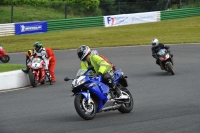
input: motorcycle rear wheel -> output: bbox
[74,94,97,120]
[0,55,10,63]
[166,63,175,75]
[118,87,134,113]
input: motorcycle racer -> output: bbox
[76,45,126,99]
[151,38,174,69]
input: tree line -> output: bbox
[0,0,199,16]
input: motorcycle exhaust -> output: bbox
[101,104,121,112]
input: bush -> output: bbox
[1,0,101,17]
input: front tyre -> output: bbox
[118,87,134,113]
[74,94,97,120]
[0,55,10,63]
[28,72,38,87]
[166,62,175,75]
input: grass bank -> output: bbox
[0,64,25,72]
[0,16,200,53]
[0,5,66,24]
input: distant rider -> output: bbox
[75,45,126,99]
[151,38,174,69]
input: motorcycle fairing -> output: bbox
[72,69,126,113]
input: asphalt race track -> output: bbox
[0,44,200,133]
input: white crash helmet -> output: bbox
[91,50,99,55]
[77,45,91,61]
[152,38,159,47]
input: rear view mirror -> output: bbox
[64,77,70,81]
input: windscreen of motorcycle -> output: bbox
[72,76,86,87]
[31,58,43,69]
[157,49,166,56]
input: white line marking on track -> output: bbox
[0,86,31,93]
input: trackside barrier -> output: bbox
[0,23,15,36]
[47,16,104,31]
[0,70,30,91]
[161,7,200,20]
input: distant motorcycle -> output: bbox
[64,67,133,120]
[0,47,10,63]
[157,49,175,75]
[28,58,51,87]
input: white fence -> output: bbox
[0,23,15,36]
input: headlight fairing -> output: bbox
[72,76,86,87]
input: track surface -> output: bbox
[0,44,200,133]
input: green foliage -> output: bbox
[99,0,117,15]
[1,0,101,16]
[0,5,65,23]
[66,0,101,16]
[1,0,50,6]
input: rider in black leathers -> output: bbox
[151,38,174,69]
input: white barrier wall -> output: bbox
[104,11,161,27]
[0,70,30,91]
[0,23,15,36]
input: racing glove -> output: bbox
[94,72,102,77]
[152,53,158,59]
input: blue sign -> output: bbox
[15,21,47,35]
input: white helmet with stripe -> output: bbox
[77,45,91,61]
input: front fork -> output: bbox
[75,90,91,101]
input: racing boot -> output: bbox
[159,61,164,70]
[171,56,174,65]
[114,86,129,100]
[45,70,53,85]
[22,67,30,74]
[160,64,164,70]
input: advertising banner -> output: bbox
[15,21,47,35]
[104,11,158,27]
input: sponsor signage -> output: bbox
[104,11,158,27]
[15,21,47,35]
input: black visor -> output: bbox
[78,51,83,60]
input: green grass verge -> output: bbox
[0,64,25,72]
[0,16,200,53]
[0,5,66,23]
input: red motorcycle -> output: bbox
[28,57,51,87]
[157,49,175,75]
[0,46,10,63]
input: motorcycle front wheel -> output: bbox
[0,55,10,63]
[74,94,97,120]
[118,87,134,113]
[166,62,175,75]
[28,72,38,87]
